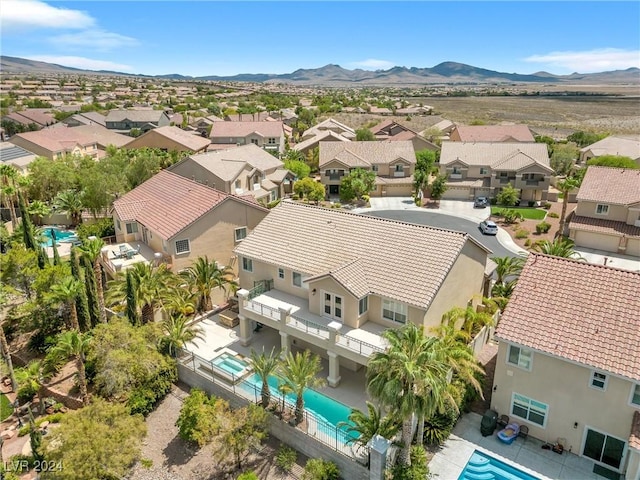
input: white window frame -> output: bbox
[595,204,609,215]
[175,238,190,255]
[511,392,548,428]
[267,137,276,145]
[116,219,121,231]
[278,268,285,280]
[581,426,628,472]
[629,383,640,408]
[382,299,407,324]
[125,222,138,234]
[358,296,368,316]
[394,164,404,172]
[292,271,302,288]
[242,257,253,272]
[590,371,608,391]
[506,344,533,371]
[480,167,488,175]
[234,226,247,243]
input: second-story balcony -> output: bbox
[239,288,388,365]
[99,241,172,278]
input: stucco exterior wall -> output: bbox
[125,133,208,153]
[576,201,629,222]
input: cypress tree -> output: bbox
[125,269,139,326]
[52,239,61,266]
[82,255,100,326]
[37,246,48,270]
[18,190,35,250]
[70,248,91,331]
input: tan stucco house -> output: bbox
[439,142,553,202]
[579,136,640,166]
[568,166,640,257]
[319,140,417,197]
[168,144,294,204]
[449,125,535,143]
[124,126,210,153]
[369,119,439,152]
[9,128,100,160]
[234,201,493,386]
[105,109,171,134]
[109,170,269,276]
[493,254,640,480]
[209,121,285,154]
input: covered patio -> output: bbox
[99,241,170,278]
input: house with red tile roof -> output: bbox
[108,170,269,276]
[2,109,56,130]
[449,124,535,143]
[209,121,285,154]
[568,167,640,257]
[493,254,640,479]
[8,128,100,160]
[123,126,210,153]
[368,119,439,152]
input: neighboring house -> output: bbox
[293,129,350,155]
[61,111,107,128]
[8,128,100,160]
[267,108,298,126]
[190,115,224,136]
[568,166,640,257]
[123,126,210,153]
[2,109,56,129]
[395,106,432,116]
[319,140,416,197]
[105,109,171,134]
[369,119,439,152]
[493,254,640,480]
[579,136,640,166]
[224,112,272,122]
[449,125,535,143]
[300,118,356,142]
[209,121,285,154]
[0,142,37,172]
[70,125,130,151]
[235,201,493,386]
[439,142,553,202]
[168,144,294,203]
[109,169,269,276]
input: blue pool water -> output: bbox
[459,451,541,480]
[41,227,78,247]
[212,353,248,375]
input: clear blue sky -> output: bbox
[2,1,639,77]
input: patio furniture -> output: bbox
[497,423,520,445]
[519,425,529,439]
[497,414,510,428]
[480,409,498,437]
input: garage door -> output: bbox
[574,231,620,253]
[626,239,640,257]
[442,187,470,200]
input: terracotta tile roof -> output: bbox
[580,136,640,160]
[126,126,210,152]
[440,142,552,172]
[577,167,640,205]
[105,109,167,123]
[631,411,640,451]
[375,175,414,185]
[452,125,535,142]
[235,201,489,309]
[181,144,284,180]
[495,254,640,381]
[10,128,96,153]
[320,140,416,168]
[293,130,351,152]
[6,109,56,127]
[210,121,284,138]
[303,118,356,139]
[71,125,130,148]
[113,170,267,239]
[569,215,640,239]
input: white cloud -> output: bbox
[351,59,395,70]
[24,55,133,72]
[1,0,94,31]
[50,30,140,51]
[524,48,640,73]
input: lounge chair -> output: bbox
[497,423,520,444]
[498,414,509,428]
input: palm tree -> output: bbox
[491,256,525,284]
[249,347,280,408]
[46,276,83,331]
[0,164,18,230]
[77,237,107,323]
[26,200,51,226]
[491,279,518,299]
[180,256,236,313]
[557,176,582,237]
[53,189,83,227]
[439,305,495,338]
[164,286,197,318]
[160,314,204,357]
[15,361,47,413]
[0,287,18,392]
[367,323,450,466]
[337,401,400,449]
[534,238,585,259]
[46,331,92,405]
[279,350,326,425]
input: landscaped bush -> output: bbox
[75,218,115,240]
[237,473,259,480]
[275,445,297,472]
[423,404,458,446]
[548,212,559,218]
[536,221,552,234]
[126,359,177,416]
[502,209,524,224]
[515,229,529,239]
[302,458,340,480]
[525,239,532,247]
[527,200,536,207]
[176,389,228,447]
[391,445,430,480]
[542,202,552,209]
[267,199,281,209]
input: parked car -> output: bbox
[474,196,489,208]
[479,220,499,235]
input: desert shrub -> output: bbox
[275,445,297,472]
[291,194,299,200]
[16,384,37,404]
[267,199,281,209]
[515,229,529,239]
[536,221,552,234]
[524,239,531,247]
[126,359,177,416]
[548,212,559,218]
[362,194,370,204]
[423,404,458,446]
[76,218,115,240]
[176,389,228,447]
[391,445,430,480]
[237,473,259,480]
[542,202,552,209]
[527,200,536,207]
[140,458,153,468]
[503,209,523,224]
[302,458,340,480]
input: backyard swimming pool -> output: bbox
[41,227,78,247]
[211,353,252,379]
[459,450,541,480]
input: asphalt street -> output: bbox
[365,210,515,258]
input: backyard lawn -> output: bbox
[491,206,547,220]
[0,392,14,421]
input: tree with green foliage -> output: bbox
[0,286,18,392]
[28,407,44,463]
[355,128,376,141]
[69,248,91,331]
[339,168,376,203]
[249,347,280,408]
[413,150,436,198]
[125,269,139,325]
[217,403,269,471]
[0,164,19,229]
[391,445,430,480]
[0,243,39,299]
[26,156,77,202]
[176,388,228,447]
[42,398,146,480]
[491,256,525,285]
[160,314,204,357]
[549,143,579,175]
[556,175,583,237]
[46,276,83,331]
[533,238,584,259]
[306,146,320,173]
[429,174,448,204]
[279,350,326,425]
[46,330,92,405]
[53,189,84,227]
[293,177,325,204]
[77,237,107,324]
[26,199,51,226]
[567,131,607,148]
[586,155,639,169]
[81,254,100,326]
[302,458,340,480]
[17,190,36,250]
[15,361,47,413]
[496,183,520,206]
[180,256,236,313]
[284,159,311,179]
[337,401,399,449]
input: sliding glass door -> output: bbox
[583,427,626,470]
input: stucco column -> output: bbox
[238,315,252,346]
[368,434,390,480]
[279,331,291,358]
[327,351,341,387]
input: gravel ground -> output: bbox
[128,383,308,480]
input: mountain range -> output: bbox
[2,55,638,86]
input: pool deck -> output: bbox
[429,412,611,480]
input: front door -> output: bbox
[323,292,343,322]
[582,427,626,471]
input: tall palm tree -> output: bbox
[279,350,326,425]
[164,286,197,318]
[491,256,525,284]
[0,287,18,392]
[249,347,280,408]
[491,280,518,300]
[180,256,236,313]
[0,164,18,230]
[557,175,582,237]
[367,323,450,466]
[46,276,83,331]
[534,238,585,259]
[160,314,204,357]
[46,331,92,406]
[53,189,83,227]
[439,305,495,338]
[15,361,47,413]
[77,237,107,323]
[26,200,51,226]
[337,401,400,449]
